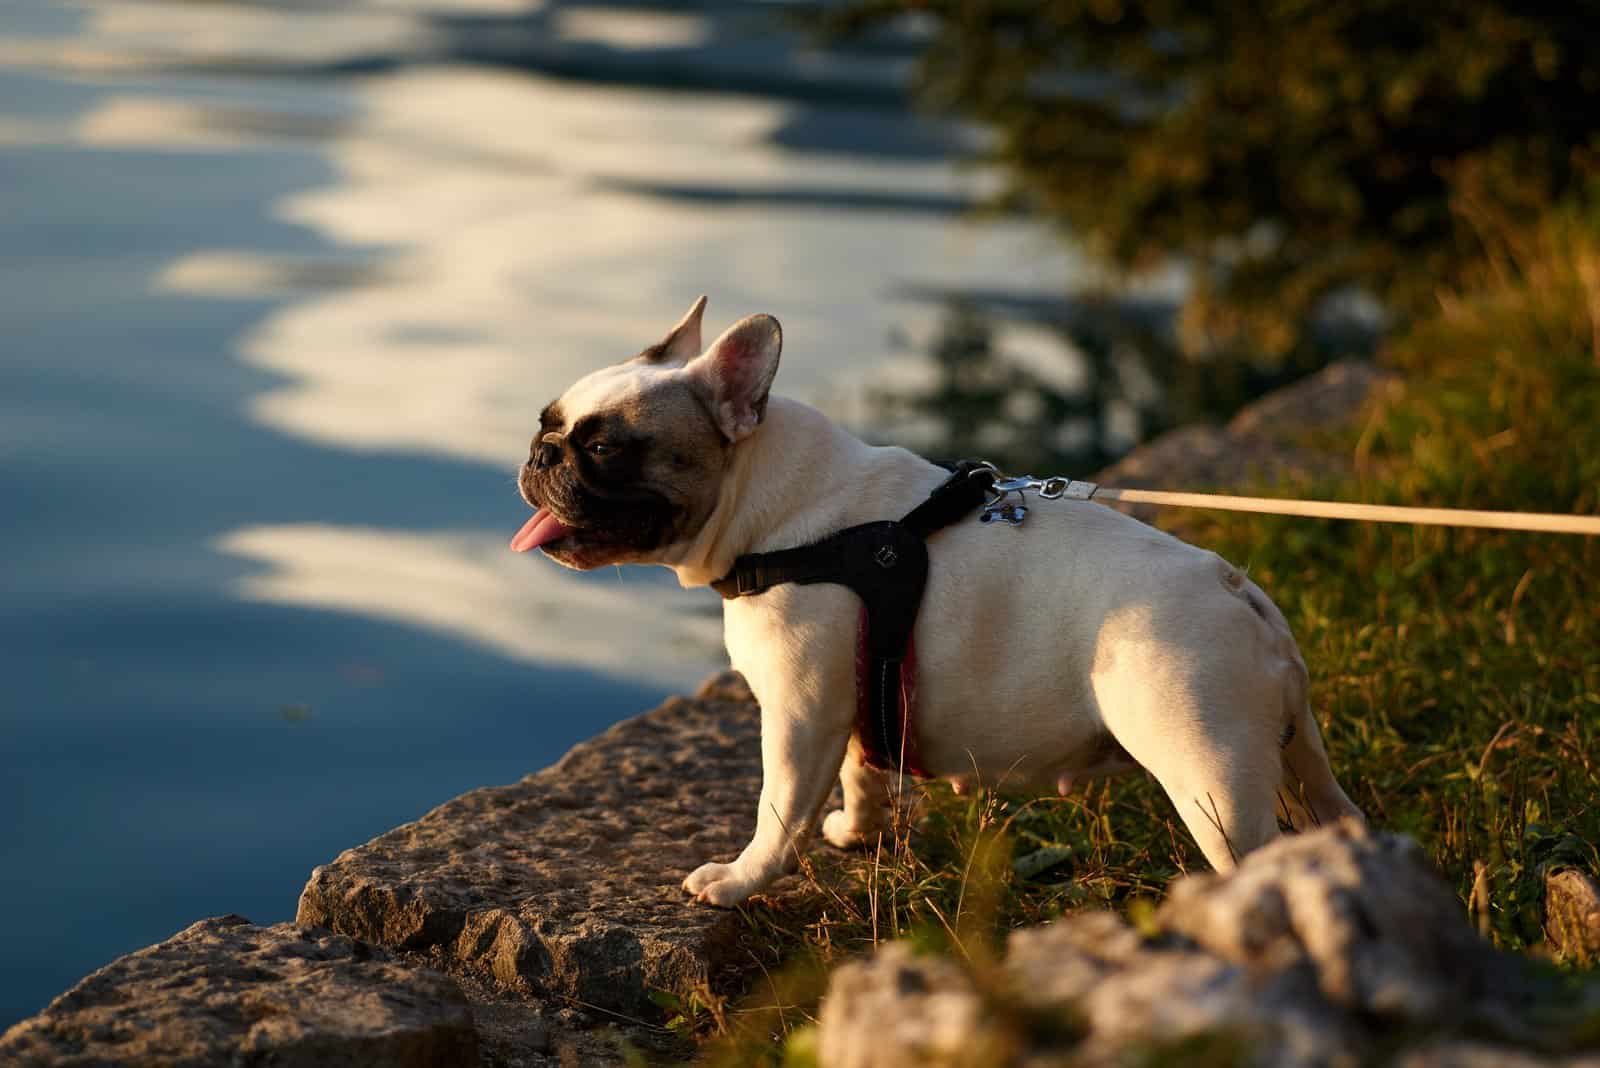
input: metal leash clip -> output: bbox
[980,475,1033,526]
[977,470,1100,527]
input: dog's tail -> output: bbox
[1246,583,1364,831]
[1278,677,1365,829]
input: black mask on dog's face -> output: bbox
[512,297,781,570]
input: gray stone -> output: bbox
[1546,868,1600,964]
[1004,910,1354,1067]
[817,824,1587,1068]
[821,910,1356,1068]
[296,672,765,1021]
[0,915,476,1068]
[1158,822,1527,1028]
[1222,357,1396,443]
[815,943,1006,1068]
[1095,358,1395,522]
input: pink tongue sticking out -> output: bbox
[510,509,574,552]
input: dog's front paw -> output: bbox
[682,861,760,908]
[822,809,881,850]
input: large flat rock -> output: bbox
[0,916,477,1068]
[818,824,1589,1068]
[296,672,764,1021]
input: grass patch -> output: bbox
[697,202,1600,1063]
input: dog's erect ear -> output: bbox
[637,295,708,366]
[687,313,782,442]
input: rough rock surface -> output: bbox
[818,823,1596,1068]
[1547,868,1600,965]
[1095,358,1395,520]
[0,916,477,1068]
[296,672,765,1022]
[1157,828,1528,1030]
[432,967,630,1068]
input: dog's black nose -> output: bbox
[535,441,561,470]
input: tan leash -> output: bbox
[1090,486,1600,535]
[976,472,1600,535]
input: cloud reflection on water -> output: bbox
[27,0,1089,688]
[158,65,1080,467]
[166,61,1077,683]
[0,0,1115,1024]
[218,524,725,691]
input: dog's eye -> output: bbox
[585,440,612,457]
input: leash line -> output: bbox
[1090,487,1600,535]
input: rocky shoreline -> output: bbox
[1,674,769,1068]
[7,360,1597,1067]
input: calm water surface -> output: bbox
[0,0,1091,1024]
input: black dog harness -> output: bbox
[711,462,997,777]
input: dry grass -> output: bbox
[687,201,1600,1066]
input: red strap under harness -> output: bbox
[854,605,928,777]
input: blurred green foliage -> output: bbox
[868,295,1351,472]
[870,300,1164,473]
[826,2,1600,356]
[697,11,1600,1059]
[699,195,1600,1065]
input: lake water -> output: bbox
[0,0,1103,1025]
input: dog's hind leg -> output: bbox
[1243,581,1365,831]
[1276,695,1364,830]
[1093,631,1288,870]
[1111,709,1284,871]
[822,741,893,849]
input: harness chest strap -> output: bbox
[710,462,995,777]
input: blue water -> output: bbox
[0,0,1086,1025]
[0,67,660,1026]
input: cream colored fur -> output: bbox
[544,308,1362,908]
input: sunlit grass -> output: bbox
[693,202,1600,1065]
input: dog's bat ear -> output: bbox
[637,295,707,366]
[688,312,782,442]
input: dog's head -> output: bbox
[512,297,782,569]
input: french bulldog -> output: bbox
[513,297,1363,907]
